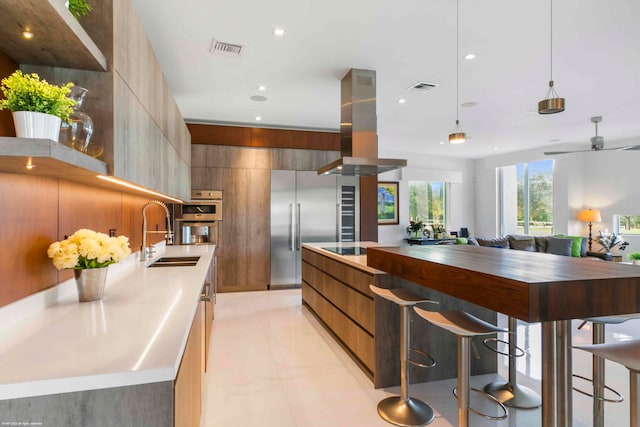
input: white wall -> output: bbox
[472,139,640,254]
[375,151,476,245]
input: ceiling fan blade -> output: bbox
[598,145,640,151]
[544,149,592,155]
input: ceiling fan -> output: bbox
[544,116,640,155]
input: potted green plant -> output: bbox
[628,252,640,265]
[67,0,92,19]
[0,70,75,142]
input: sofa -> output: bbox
[460,234,612,261]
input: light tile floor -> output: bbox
[201,289,639,426]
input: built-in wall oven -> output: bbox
[177,190,222,305]
[176,190,222,245]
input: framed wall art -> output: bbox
[377,182,399,225]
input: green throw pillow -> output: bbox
[554,235,583,257]
[456,237,468,245]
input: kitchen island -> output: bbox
[366,244,640,427]
[0,244,215,426]
[302,243,497,389]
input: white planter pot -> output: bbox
[12,111,62,142]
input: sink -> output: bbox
[148,256,200,267]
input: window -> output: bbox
[408,181,446,226]
[500,160,554,236]
[617,215,640,235]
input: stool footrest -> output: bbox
[408,347,436,369]
[482,337,526,358]
[571,374,624,403]
[453,387,509,421]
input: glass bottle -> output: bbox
[60,86,102,158]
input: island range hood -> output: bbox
[318,69,407,176]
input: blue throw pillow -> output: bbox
[546,237,573,257]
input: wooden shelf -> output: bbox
[0,0,107,71]
[0,137,107,178]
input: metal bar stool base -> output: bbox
[484,381,542,409]
[377,396,435,427]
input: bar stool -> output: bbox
[483,316,542,408]
[413,308,508,427]
[574,339,640,427]
[369,285,438,426]
[573,315,640,427]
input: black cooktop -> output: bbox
[321,246,367,256]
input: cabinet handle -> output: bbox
[289,203,295,251]
[296,203,301,251]
[336,203,340,242]
[200,282,212,302]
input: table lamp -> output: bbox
[577,209,602,251]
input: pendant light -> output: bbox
[538,0,565,114]
[449,0,466,144]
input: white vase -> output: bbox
[633,259,640,266]
[12,111,62,142]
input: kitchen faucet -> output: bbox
[141,200,173,261]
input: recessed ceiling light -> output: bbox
[461,101,478,108]
[463,53,476,60]
[250,95,268,102]
[440,141,445,145]
[22,30,34,39]
[258,85,266,91]
[493,147,499,151]
[255,116,262,121]
[273,27,285,37]
[398,98,406,104]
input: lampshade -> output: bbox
[577,209,602,223]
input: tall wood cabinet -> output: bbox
[191,144,340,292]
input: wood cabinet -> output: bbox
[0,0,191,201]
[174,302,203,427]
[191,144,340,292]
[203,256,216,371]
[301,248,388,379]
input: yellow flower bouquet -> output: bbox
[47,229,131,270]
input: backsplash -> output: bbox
[0,172,167,308]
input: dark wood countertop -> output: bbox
[367,245,640,323]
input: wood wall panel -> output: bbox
[216,167,270,291]
[0,173,58,307]
[0,172,169,308]
[0,50,17,137]
[360,176,378,242]
[189,125,251,148]
[188,124,340,151]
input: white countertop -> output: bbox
[302,242,388,274]
[0,244,215,400]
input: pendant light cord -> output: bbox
[456,0,460,122]
[549,0,553,82]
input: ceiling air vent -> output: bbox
[407,82,438,93]
[209,39,244,57]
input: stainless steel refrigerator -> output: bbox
[270,170,358,287]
